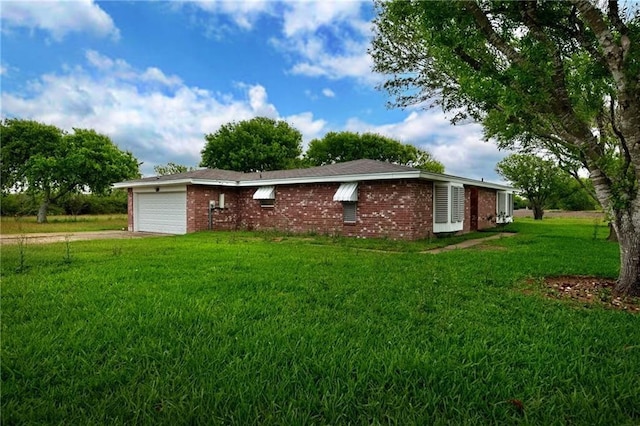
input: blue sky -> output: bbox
[1,0,510,181]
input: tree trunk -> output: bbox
[612,211,640,296]
[607,223,618,242]
[37,200,49,224]
[533,205,544,220]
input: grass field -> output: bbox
[2,218,638,424]
[0,214,128,234]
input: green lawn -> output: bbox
[2,218,638,424]
[0,214,128,234]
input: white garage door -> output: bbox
[135,191,187,234]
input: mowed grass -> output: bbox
[2,218,638,424]
[0,214,128,234]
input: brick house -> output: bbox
[113,159,514,239]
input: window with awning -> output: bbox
[333,182,358,202]
[253,186,275,200]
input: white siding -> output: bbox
[135,191,187,234]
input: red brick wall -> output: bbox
[238,184,344,235]
[463,186,498,232]
[353,180,433,240]
[463,187,472,233]
[187,186,240,232]
[182,180,497,239]
[477,187,497,230]
[187,180,435,239]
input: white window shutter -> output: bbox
[434,185,449,224]
[498,192,506,215]
[451,186,464,223]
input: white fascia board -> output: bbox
[420,171,513,191]
[113,178,239,189]
[113,178,194,189]
[190,179,239,187]
[132,184,187,193]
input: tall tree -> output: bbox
[305,131,445,173]
[496,154,564,220]
[1,119,139,223]
[371,1,640,296]
[201,117,302,172]
[153,162,195,176]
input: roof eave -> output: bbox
[418,171,513,191]
[113,170,513,191]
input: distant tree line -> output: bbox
[1,119,139,222]
[1,192,128,217]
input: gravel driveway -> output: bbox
[0,231,168,245]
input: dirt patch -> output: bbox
[514,209,605,220]
[0,231,168,245]
[530,276,639,313]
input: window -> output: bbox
[496,191,514,223]
[260,199,275,208]
[433,182,465,233]
[343,202,357,223]
[253,186,275,208]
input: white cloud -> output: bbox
[281,1,363,37]
[185,1,377,84]
[0,0,120,41]
[0,52,327,176]
[245,84,278,118]
[191,0,272,29]
[274,2,377,84]
[178,0,274,39]
[322,88,335,98]
[285,112,327,149]
[345,110,511,183]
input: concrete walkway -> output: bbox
[0,230,168,245]
[424,232,517,254]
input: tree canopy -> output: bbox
[496,154,565,220]
[154,162,195,176]
[201,117,302,172]
[371,0,640,295]
[1,119,139,223]
[304,131,444,173]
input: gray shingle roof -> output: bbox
[121,159,419,184]
[114,159,512,191]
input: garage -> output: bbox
[134,190,187,234]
